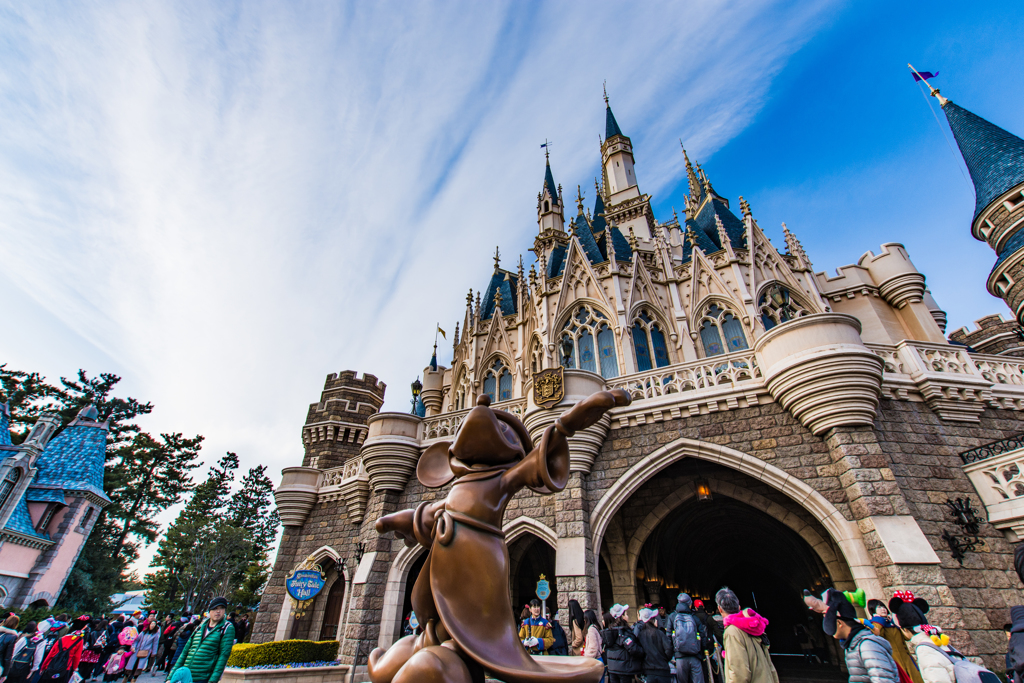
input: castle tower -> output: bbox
[601,90,655,240]
[299,371,386,471]
[937,92,1024,323]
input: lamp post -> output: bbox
[410,377,422,415]
[560,336,574,368]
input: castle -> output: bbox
[253,88,1024,675]
[0,404,109,609]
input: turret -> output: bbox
[600,89,640,206]
[934,89,1024,323]
[538,156,564,235]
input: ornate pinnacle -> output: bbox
[739,196,752,219]
[475,291,481,319]
[466,288,473,309]
[715,213,731,248]
[493,246,501,270]
[576,185,585,214]
[628,226,639,250]
[782,222,811,268]
[685,227,699,250]
[453,321,460,346]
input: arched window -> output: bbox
[560,305,619,379]
[631,309,671,371]
[530,339,543,376]
[0,468,20,513]
[758,284,807,330]
[452,370,471,412]
[698,304,749,357]
[483,360,513,403]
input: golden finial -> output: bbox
[576,185,585,214]
[603,81,609,106]
[908,64,948,106]
[493,246,501,270]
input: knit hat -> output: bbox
[676,593,693,610]
[888,591,929,630]
[209,596,229,611]
[610,604,628,619]
[822,589,857,637]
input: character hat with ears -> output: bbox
[888,590,948,646]
[803,589,828,615]
[822,589,858,636]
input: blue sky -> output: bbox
[0,0,1022,571]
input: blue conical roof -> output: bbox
[606,106,623,139]
[480,270,519,320]
[943,101,1024,219]
[543,162,560,204]
[32,409,109,500]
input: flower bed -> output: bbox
[227,640,339,669]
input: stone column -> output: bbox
[553,472,599,613]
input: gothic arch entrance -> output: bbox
[318,578,346,641]
[507,531,557,619]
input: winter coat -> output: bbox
[39,631,85,676]
[0,626,19,673]
[909,632,955,683]
[168,619,235,683]
[844,625,900,683]
[602,626,642,676]
[517,617,554,654]
[126,631,160,670]
[637,621,673,675]
[568,621,585,656]
[872,622,924,683]
[1008,606,1024,683]
[582,625,602,659]
[721,612,780,683]
[695,609,724,646]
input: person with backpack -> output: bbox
[717,587,779,683]
[672,593,709,683]
[37,617,88,683]
[167,597,236,683]
[123,621,158,683]
[5,621,38,683]
[602,604,643,683]
[518,599,555,655]
[822,589,899,683]
[638,607,674,683]
[0,614,21,675]
[32,621,68,683]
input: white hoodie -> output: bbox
[909,632,955,683]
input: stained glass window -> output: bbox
[699,304,748,357]
[561,305,618,378]
[632,308,671,369]
[483,375,497,403]
[499,370,513,401]
[483,359,512,403]
[758,284,806,330]
[597,325,618,379]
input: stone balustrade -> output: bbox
[421,399,525,443]
[318,456,369,522]
[961,435,1024,541]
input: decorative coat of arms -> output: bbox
[533,367,564,409]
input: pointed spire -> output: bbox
[542,160,560,204]
[685,227,701,252]
[941,99,1024,219]
[493,246,501,271]
[475,290,481,322]
[453,321,460,347]
[604,83,624,139]
[782,222,812,270]
[739,196,752,220]
[576,185,586,214]
[681,142,701,200]
[430,342,438,371]
[715,214,731,248]
[628,226,639,251]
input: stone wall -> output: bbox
[950,314,1024,357]
[302,372,385,471]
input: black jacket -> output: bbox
[0,627,18,671]
[671,602,710,656]
[637,621,673,675]
[694,609,724,646]
[602,626,643,675]
[1008,606,1024,683]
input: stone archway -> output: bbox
[590,437,882,603]
[378,544,427,650]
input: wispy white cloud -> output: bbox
[0,0,840,570]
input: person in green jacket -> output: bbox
[168,597,236,683]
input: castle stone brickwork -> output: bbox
[254,93,1024,676]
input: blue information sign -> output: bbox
[287,569,326,601]
[536,578,550,601]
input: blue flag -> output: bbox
[912,70,939,82]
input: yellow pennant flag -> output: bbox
[437,325,447,339]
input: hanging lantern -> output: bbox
[696,478,713,502]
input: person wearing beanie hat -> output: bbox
[671,593,710,683]
[167,598,234,683]
[822,589,899,683]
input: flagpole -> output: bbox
[907,63,947,104]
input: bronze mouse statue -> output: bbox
[368,388,631,683]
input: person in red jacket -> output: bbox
[38,617,89,683]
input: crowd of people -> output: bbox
[0,598,247,683]
[508,586,1012,683]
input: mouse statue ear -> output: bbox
[417,441,455,488]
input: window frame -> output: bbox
[697,302,749,358]
[559,305,619,379]
[630,308,672,371]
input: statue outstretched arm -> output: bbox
[376,500,446,548]
[504,388,630,494]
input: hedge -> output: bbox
[227,640,340,668]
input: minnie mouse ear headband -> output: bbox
[888,590,929,629]
[822,589,858,636]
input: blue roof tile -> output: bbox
[33,419,109,501]
[994,227,1024,269]
[573,214,606,265]
[543,162,560,204]
[25,487,66,504]
[943,101,1024,219]
[3,495,50,541]
[480,270,519,320]
[0,404,11,447]
[548,245,567,278]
